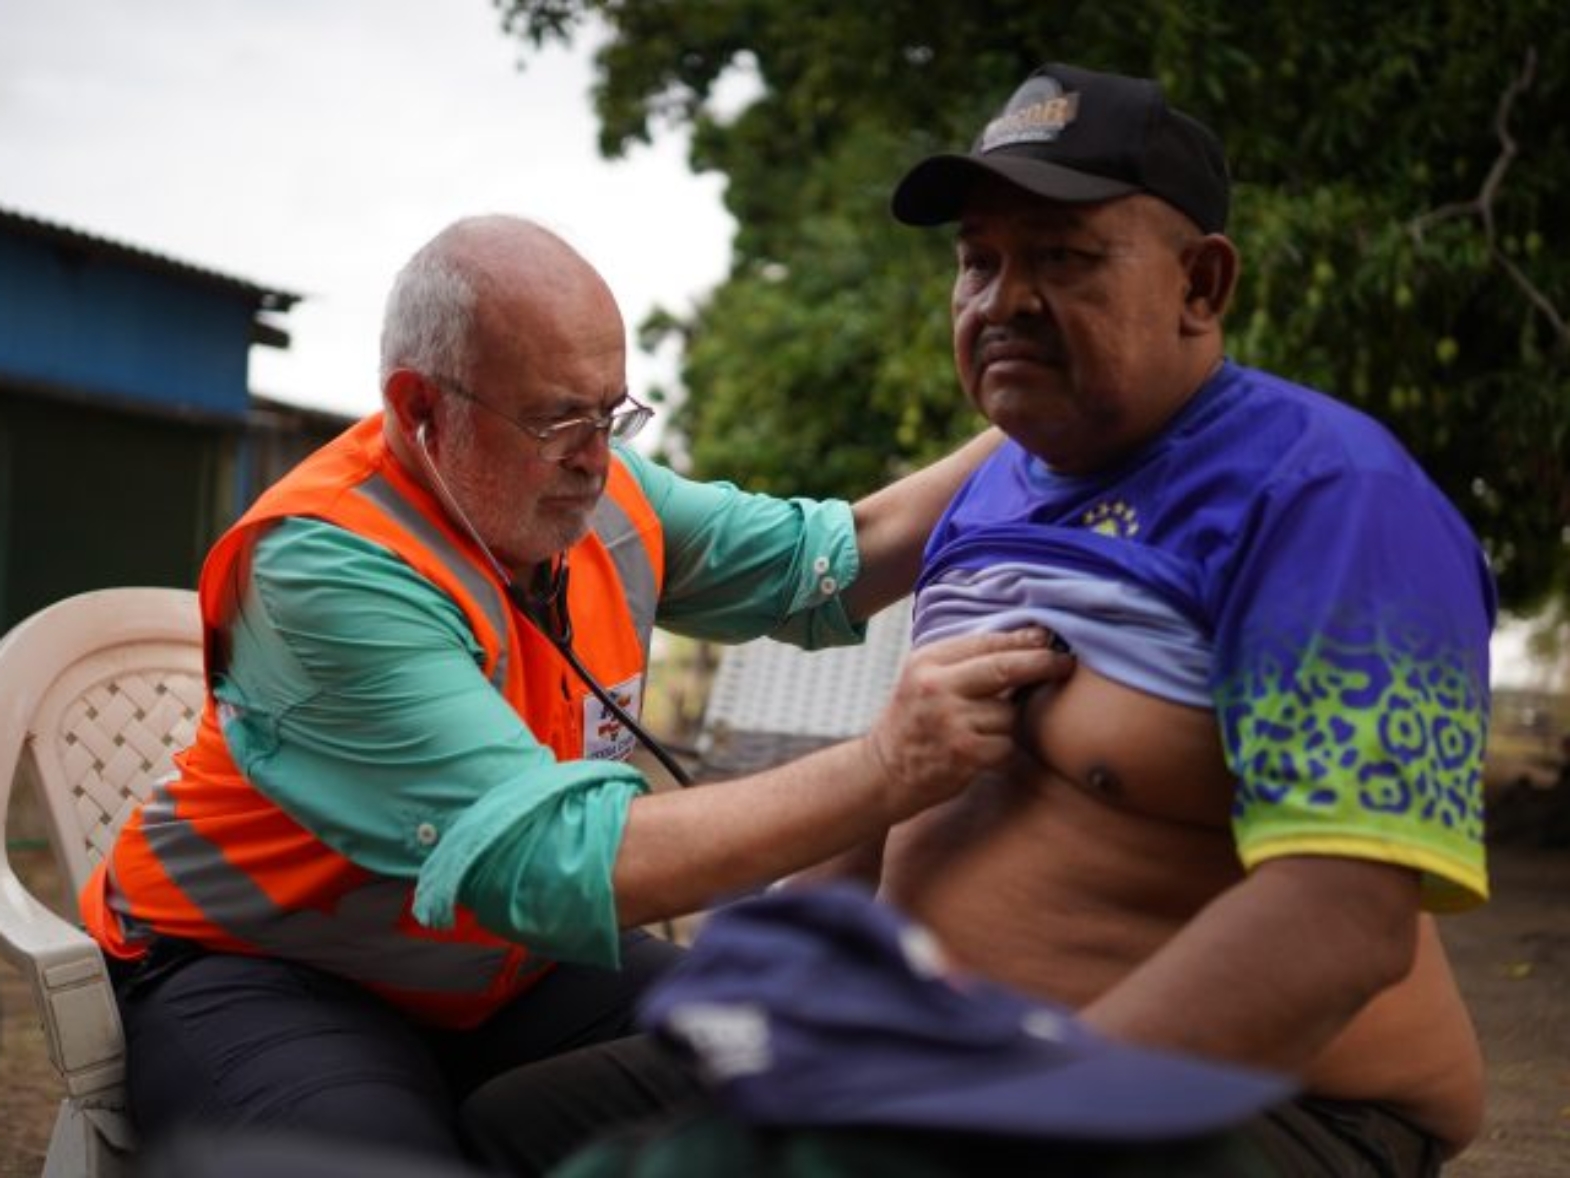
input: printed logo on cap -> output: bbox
[979,76,1080,152]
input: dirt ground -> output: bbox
[2,839,1567,1177]
[1438,840,1570,1177]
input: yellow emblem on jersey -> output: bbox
[1082,500,1140,538]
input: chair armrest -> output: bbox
[0,863,126,1098]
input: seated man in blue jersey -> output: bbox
[839,62,1494,1176]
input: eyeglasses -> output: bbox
[424,373,654,462]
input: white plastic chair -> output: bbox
[0,587,204,1178]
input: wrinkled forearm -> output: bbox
[612,738,898,928]
[780,832,888,891]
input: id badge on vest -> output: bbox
[582,674,645,761]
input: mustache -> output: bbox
[548,474,607,501]
[972,325,1063,368]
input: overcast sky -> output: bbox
[0,0,735,418]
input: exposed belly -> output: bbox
[879,665,1484,1152]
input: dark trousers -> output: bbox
[538,1086,1444,1178]
[112,932,694,1169]
[1242,1097,1444,1177]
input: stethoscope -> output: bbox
[412,421,693,786]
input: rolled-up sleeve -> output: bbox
[219,519,646,967]
[616,446,866,648]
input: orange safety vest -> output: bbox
[80,415,665,1027]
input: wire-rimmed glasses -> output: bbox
[424,372,653,462]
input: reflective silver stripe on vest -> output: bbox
[590,492,658,662]
[136,783,523,994]
[353,473,512,689]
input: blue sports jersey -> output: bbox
[917,360,1496,910]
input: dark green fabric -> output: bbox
[550,1110,1277,1178]
[1240,1099,1443,1177]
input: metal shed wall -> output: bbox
[0,231,255,420]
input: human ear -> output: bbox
[384,368,440,446]
[1180,234,1240,334]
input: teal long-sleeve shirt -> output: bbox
[215,445,864,968]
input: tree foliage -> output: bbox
[495,0,1569,610]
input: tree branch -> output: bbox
[1408,47,1566,347]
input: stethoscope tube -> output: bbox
[551,616,694,787]
[413,421,694,787]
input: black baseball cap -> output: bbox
[892,63,1230,233]
[641,885,1294,1142]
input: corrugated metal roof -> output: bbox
[0,203,301,311]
